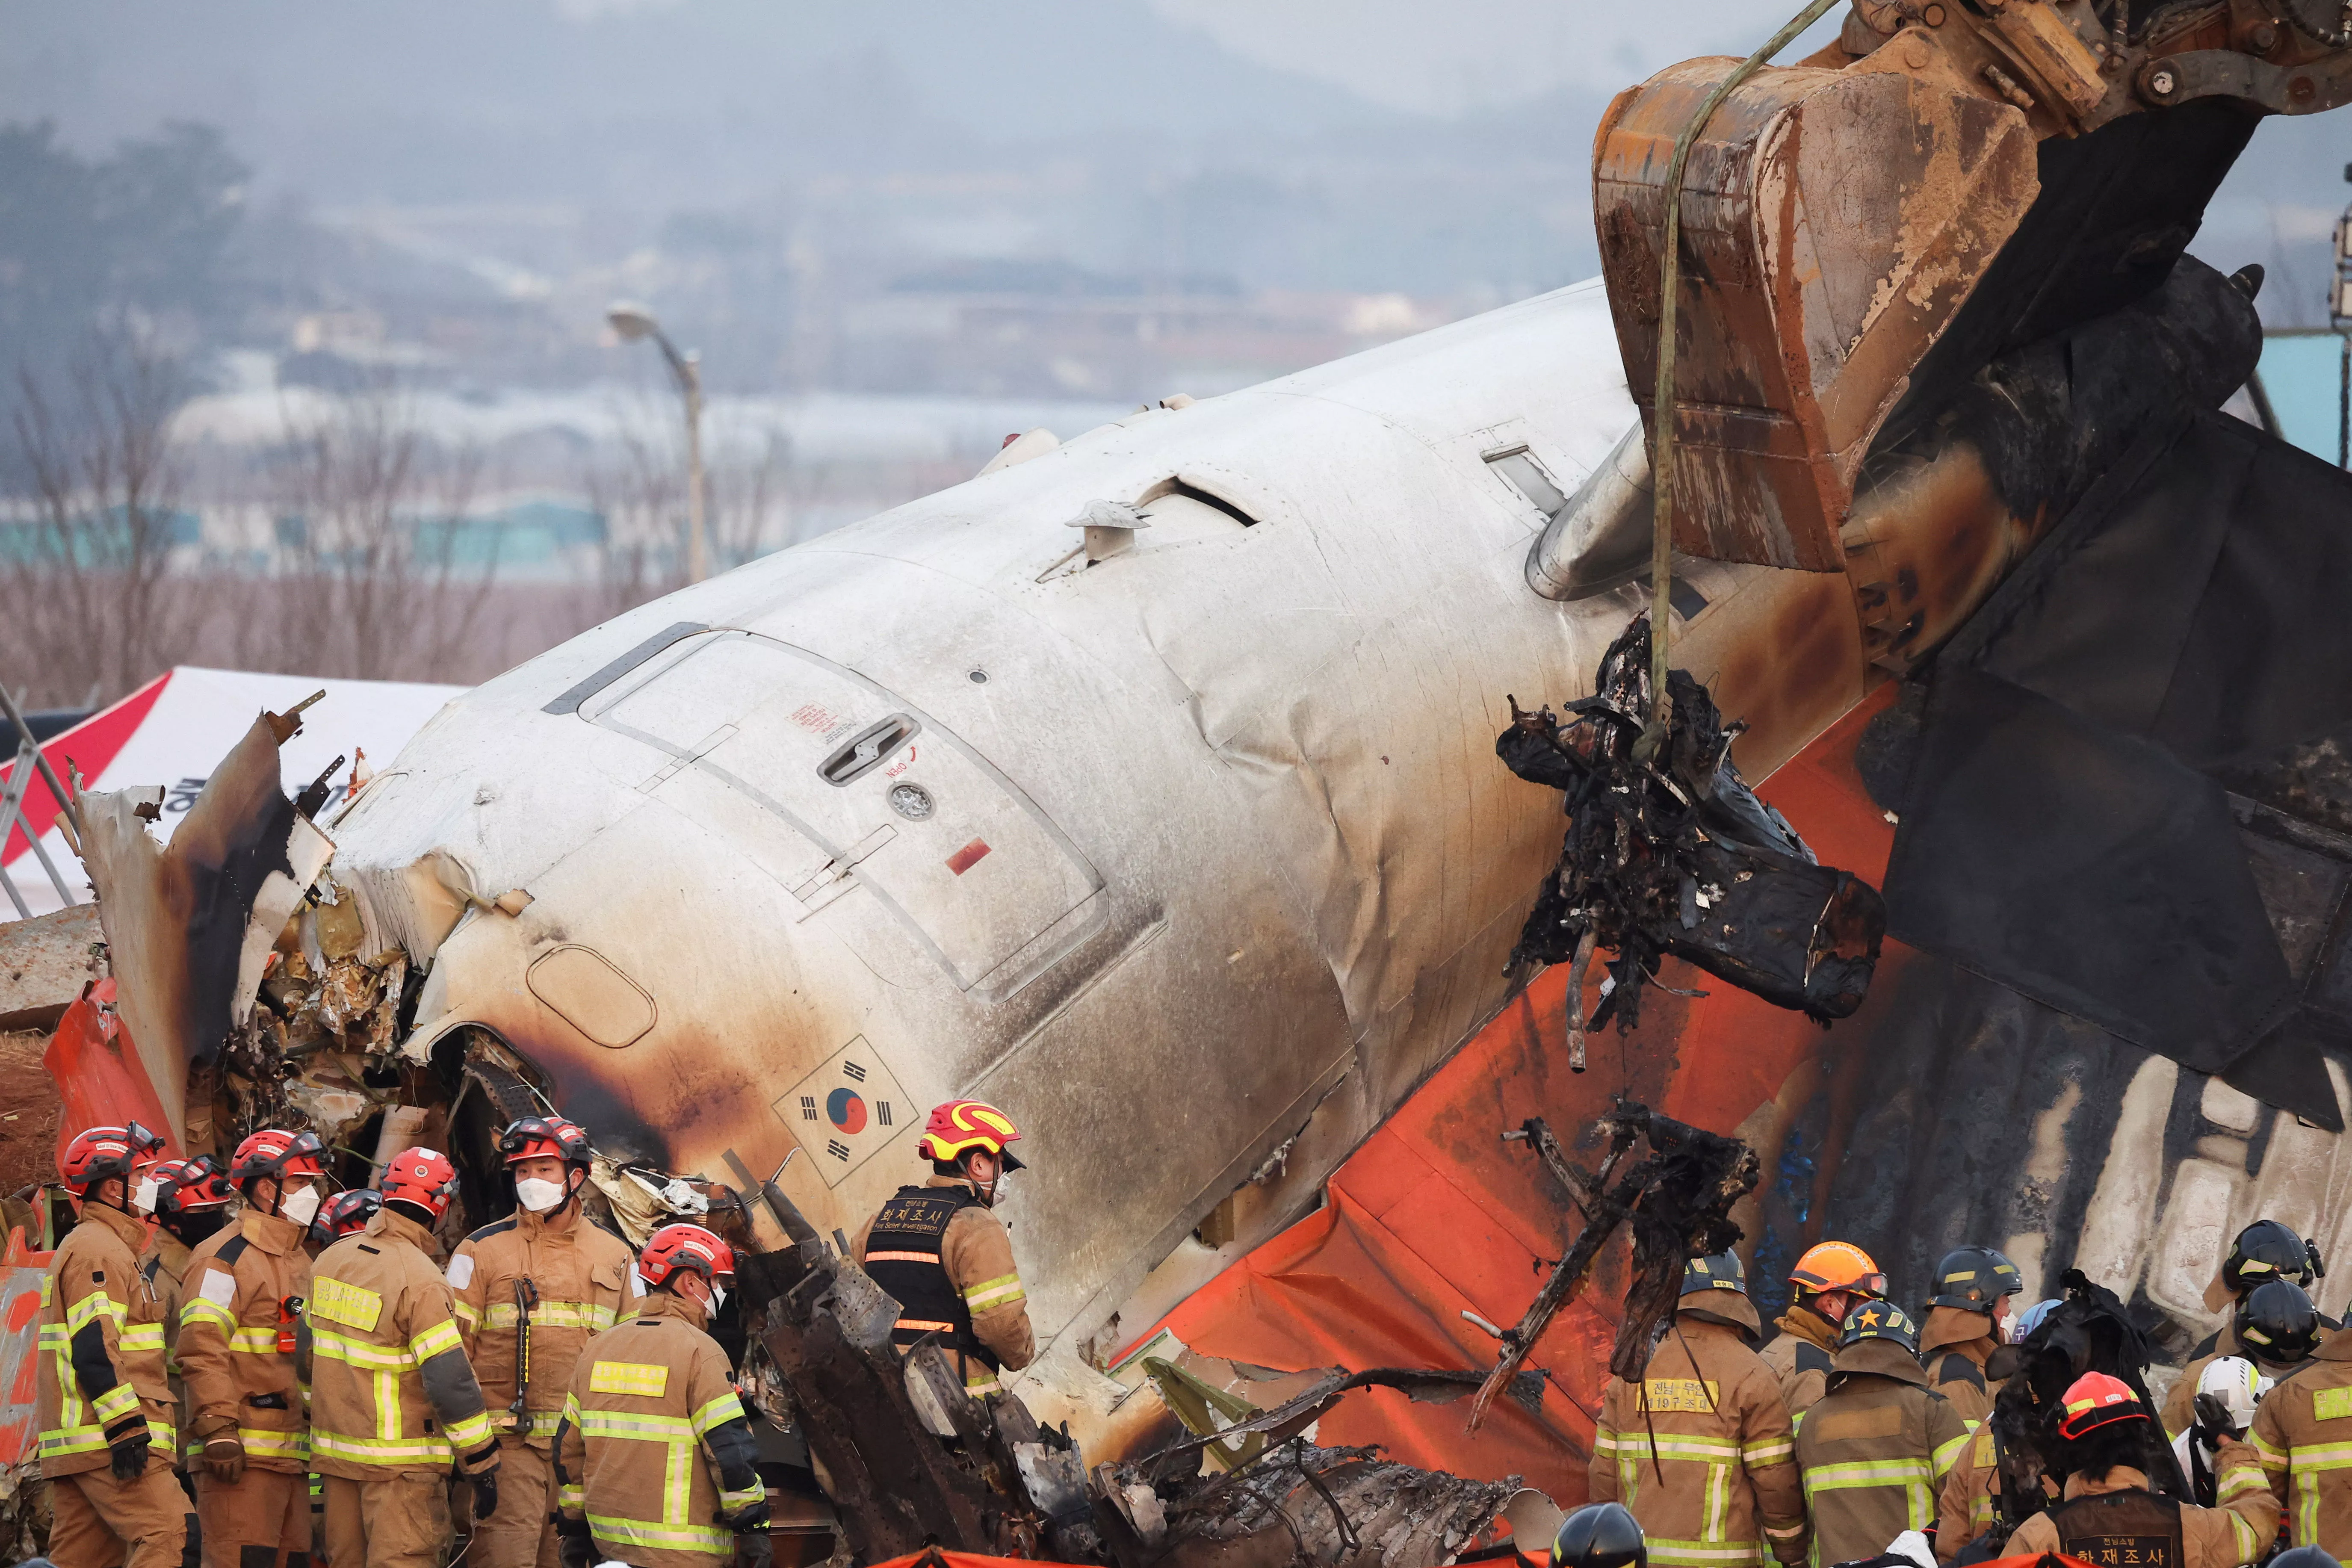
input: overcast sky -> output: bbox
[1152,0,1844,114]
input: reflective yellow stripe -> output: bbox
[558,1484,585,1509]
[962,1273,1025,1312]
[408,1319,462,1362]
[691,1392,746,1436]
[179,1297,236,1335]
[1743,1438,1795,1465]
[65,1291,127,1333]
[1609,1433,1744,1462]
[236,1427,311,1460]
[454,1301,482,1329]
[1647,1541,1766,1567]
[311,1429,454,1465]
[584,1512,733,1554]
[118,1323,165,1354]
[482,1299,618,1332]
[445,1409,494,1451]
[1930,1431,1970,1479]
[311,1329,411,1370]
[578,1409,694,1440]
[90,1382,140,1423]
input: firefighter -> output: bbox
[552,1223,768,1568]
[305,1190,380,1254]
[308,1148,500,1568]
[850,1099,1035,1396]
[36,1121,189,1568]
[450,1116,640,1568]
[1587,1253,1810,1568]
[1793,1301,1968,1566]
[1761,1242,1887,1423]
[2249,1287,2352,1554]
[1555,1501,1649,1568]
[2006,1372,2278,1567]
[1919,1246,2022,1432]
[179,1128,328,1568]
[140,1156,236,1466]
[2171,1357,2269,1509]
[2167,1220,2322,1437]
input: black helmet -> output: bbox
[1839,1299,1922,1353]
[1682,1251,1747,1296]
[1928,1246,2024,1311]
[1554,1502,1646,1568]
[2238,1279,2321,1365]
[2224,1220,2322,1298]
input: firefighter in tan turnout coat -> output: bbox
[180,1129,328,1568]
[554,1223,769,1568]
[307,1148,502,1568]
[36,1122,190,1568]
[1794,1301,1969,1568]
[450,1116,640,1568]
[1588,1253,1810,1568]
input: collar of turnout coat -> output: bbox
[1829,1337,1932,1388]
[1678,1290,1763,1338]
[633,1289,709,1332]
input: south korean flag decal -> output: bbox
[772,1035,914,1188]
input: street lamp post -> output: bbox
[607,301,708,583]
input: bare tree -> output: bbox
[0,331,202,706]
[581,396,791,617]
[236,378,499,681]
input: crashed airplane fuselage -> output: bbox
[285,271,2062,1440]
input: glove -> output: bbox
[556,1516,596,1568]
[734,1530,773,1568]
[203,1436,246,1484]
[107,1425,151,1480]
[471,1467,500,1522]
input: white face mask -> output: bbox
[130,1177,159,1216]
[514,1177,568,1214]
[709,1281,727,1314]
[279,1185,322,1227]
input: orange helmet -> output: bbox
[59,1122,168,1197]
[379,1148,459,1220]
[1789,1241,1888,1299]
[919,1100,1025,1170]
[639,1223,736,1289]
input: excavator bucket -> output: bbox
[1594,57,2039,570]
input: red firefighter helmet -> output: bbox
[59,1122,167,1196]
[151,1156,234,1216]
[378,1148,460,1220]
[2057,1371,2148,1439]
[230,1128,328,1187]
[310,1188,382,1246]
[497,1115,591,1167]
[638,1223,736,1290]
[918,1100,1025,1171]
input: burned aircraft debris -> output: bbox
[1470,1103,1758,1428]
[736,1171,1525,1568]
[1500,618,1885,1063]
